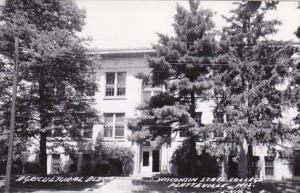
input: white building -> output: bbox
[18,48,299,180]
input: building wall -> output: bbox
[35,50,298,180]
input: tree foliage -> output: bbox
[129,0,217,146]
[207,1,294,159]
[0,0,99,175]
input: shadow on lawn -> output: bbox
[2,176,113,193]
[254,180,300,193]
[131,179,175,193]
[131,178,300,193]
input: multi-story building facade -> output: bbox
[17,48,300,180]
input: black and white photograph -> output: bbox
[0,0,300,192]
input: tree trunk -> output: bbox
[39,132,47,175]
[189,91,198,177]
[247,143,253,177]
[39,74,47,175]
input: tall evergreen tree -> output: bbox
[209,1,293,177]
[288,2,300,149]
[129,0,217,176]
[0,0,99,175]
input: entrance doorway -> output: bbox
[141,148,160,175]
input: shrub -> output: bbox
[171,138,219,177]
[94,138,134,176]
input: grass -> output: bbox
[1,176,300,193]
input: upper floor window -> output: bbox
[53,118,63,137]
[105,72,126,96]
[214,111,225,123]
[194,112,202,126]
[104,113,125,139]
[179,127,190,138]
[83,124,93,138]
[142,89,162,105]
[85,82,96,96]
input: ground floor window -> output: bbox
[52,154,60,174]
[265,156,274,177]
[70,154,78,173]
[252,156,260,177]
[143,151,149,166]
[82,154,92,175]
[294,150,300,176]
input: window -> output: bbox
[214,111,224,123]
[52,154,60,174]
[142,91,151,104]
[115,114,125,138]
[82,154,92,175]
[83,125,93,138]
[117,72,126,95]
[179,127,190,138]
[86,82,96,96]
[53,127,63,137]
[104,113,125,139]
[214,130,223,138]
[142,87,162,105]
[251,156,260,177]
[105,72,126,96]
[265,157,274,177]
[194,112,202,126]
[70,155,78,173]
[53,118,63,137]
[143,151,149,166]
[104,114,113,138]
[56,81,65,97]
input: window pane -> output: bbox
[143,91,151,104]
[115,114,125,138]
[153,91,162,96]
[70,155,78,173]
[56,81,65,97]
[117,72,126,96]
[143,151,149,166]
[265,157,274,176]
[252,156,260,177]
[104,114,113,137]
[52,154,60,174]
[83,125,93,138]
[179,127,189,138]
[86,83,96,96]
[195,112,202,125]
[53,127,63,137]
[106,73,115,96]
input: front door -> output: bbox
[141,148,160,175]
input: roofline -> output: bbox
[88,48,155,57]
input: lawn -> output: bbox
[1,176,300,193]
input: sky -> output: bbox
[76,0,300,50]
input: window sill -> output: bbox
[103,96,127,100]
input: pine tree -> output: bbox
[0,0,99,175]
[288,3,300,149]
[210,1,293,177]
[129,0,217,176]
